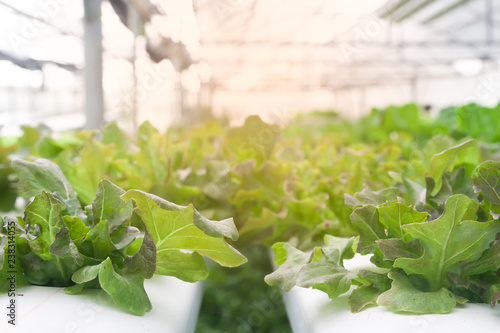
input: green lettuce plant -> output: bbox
[266,159,500,314]
[0,158,246,315]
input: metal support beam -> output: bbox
[410,76,418,102]
[395,0,438,22]
[176,71,184,122]
[380,0,413,19]
[422,0,474,24]
[83,0,104,130]
[487,0,494,45]
[127,2,140,130]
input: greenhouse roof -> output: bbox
[194,0,500,90]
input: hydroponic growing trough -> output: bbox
[0,276,203,333]
[281,254,500,333]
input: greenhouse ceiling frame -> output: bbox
[195,0,500,92]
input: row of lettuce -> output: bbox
[266,156,500,314]
[269,104,500,314]
[1,102,500,315]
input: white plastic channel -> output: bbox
[279,254,500,333]
[0,276,204,333]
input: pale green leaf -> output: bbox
[377,272,466,314]
[394,195,500,291]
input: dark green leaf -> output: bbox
[23,192,66,260]
[460,240,500,276]
[83,220,115,259]
[350,205,386,254]
[473,160,500,207]
[92,180,133,230]
[377,272,467,314]
[49,228,84,266]
[123,232,156,279]
[376,238,423,261]
[98,257,152,316]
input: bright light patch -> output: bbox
[452,58,483,77]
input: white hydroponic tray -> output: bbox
[282,254,500,333]
[0,275,204,333]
